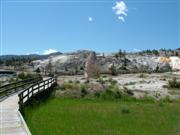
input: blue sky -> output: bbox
[0,0,179,55]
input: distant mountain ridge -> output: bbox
[0,52,62,61]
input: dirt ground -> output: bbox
[57,72,180,99]
[112,72,180,99]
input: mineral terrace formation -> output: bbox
[84,52,100,78]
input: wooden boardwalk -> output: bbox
[0,77,57,135]
[0,93,29,135]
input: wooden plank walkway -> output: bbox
[0,93,28,135]
[0,77,56,135]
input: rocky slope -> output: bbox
[32,50,180,75]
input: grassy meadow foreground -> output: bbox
[24,97,180,135]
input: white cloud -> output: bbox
[43,48,58,55]
[118,16,125,22]
[112,1,128,22]
[88,17,93,22]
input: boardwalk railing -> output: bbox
[18,77,57,108]
[0,77,42,98]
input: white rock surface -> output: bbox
[169,56,180,70]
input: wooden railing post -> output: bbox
[43,81,45,90]
[27,88,29,100]
[14,82,17,92]
[48,79,50,88]
[18,93,22,109]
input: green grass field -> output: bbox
[24,98,180,135]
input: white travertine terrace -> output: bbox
[158,56,180,70]
[169,56,180,70]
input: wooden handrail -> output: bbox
[18,77,57,108]
[0,77,42,98]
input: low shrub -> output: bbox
[85,80,90,84]
[97,77,106,84]
[35,67,41,73]
[75,80,80,83]
[59,84,65,90]
[139,73,145,78]
[124,81,136,86]
[18,72,40,80]
[158,102,164,107]
[60,82,79,90]
[168,78,180,88]
[109,64,118,76]
[160,77,166,81]
[100,89,116,100]
[100,84,122,100]
[81,88,88,97]
[94,91,101,98]
[68,80,73,83]
[111,80,118,85]
[102,75,107,78]
[108,78,117,85]
[64,83,74,89]
[161,96,174,103]
[121,106,130,114]
[18,72,26,80]
[126,89,134,96]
